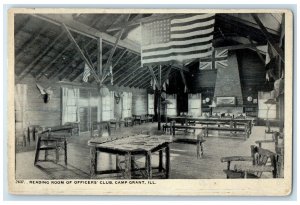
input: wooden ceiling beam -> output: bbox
[15,26,48,59]
[112,49,127,67]
[106,14,186,32]
[15,16,31,36]
[62,23,101,83]
[70,46,111,82]
[128,67,153,88]
[17,32,64,81]
[47,39,94,80]
[32,14,140,54]
[119,65,145,87]
[114,61,140,86]
[104,55,139,83]
[247,37,265,64]
[123,68,147,87]
[35,42,73,79]
[251,14,284,63]
[139,65,163,89]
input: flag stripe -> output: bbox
[170,31,213,41]
[171,17,215,31]
[142,50,213,65]
[170,24,214,35]
[142,39,213,53]
[171,14,215,24]
[142,47,212,60]
[141,14,215,65]
[171,27,214,39]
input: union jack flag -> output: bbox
[199,49,228,70]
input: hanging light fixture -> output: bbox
[99,84,110,97]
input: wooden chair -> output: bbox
[91,121,111,137]
[124,117,134,127]
[64,122,80,136]
[34,126,71,166]
[221,145,279,178]
[146,114,154,122]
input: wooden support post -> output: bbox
[107,56,139,83]
[180,69,188,92]
[101,15,131,83]
[158,65,162,130]
[97,37,103,77]
[61,23,101,83]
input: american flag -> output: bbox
[199,49,228,70]
[82,63,91,82]
[141,14,215,66]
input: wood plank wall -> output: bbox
[14,75,148,144]
[15,75,61,145]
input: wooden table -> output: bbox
[168,116,254,134]
[88,134,172,179]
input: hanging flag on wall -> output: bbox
[141,14,215,66]
[199,48,228,70]
[82,63,91,82]
[265,42,278,65]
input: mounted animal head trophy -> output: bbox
[36,83,53,103]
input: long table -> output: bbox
[168,116,255,134]
[88,134,172,179]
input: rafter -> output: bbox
[251,14,284,63]
[15,26,48,59]
[128,68,153,88]
[48,39,94,80]
[15,16,31,36]
[114,61,141,86]
[117,64,142,87]
[17,32,64,81]
[67,45,103,82]
[106,14,186,32]
[104,55,139,83]
[62,23,101,83]
[32,14,140,54]
[35,42,73,79]
[102,14,131,82]
[124,68,147,87]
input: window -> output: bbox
[62,87,79,125]
[166,94,177,116]
[102,91,114,121]
[148,94,154,115]
[122,92,132,118]
[188,93,202,117]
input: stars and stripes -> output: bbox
[82,63,91,82]
[199,49,228,70]
[141,14,215,66]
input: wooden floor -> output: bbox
[16,123,279,179]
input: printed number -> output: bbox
[15,180,24,184]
